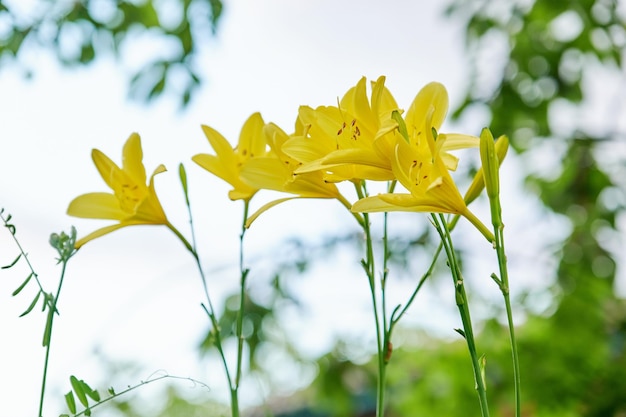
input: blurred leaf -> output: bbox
[3,253,21,269]
[65,391,77,415]
[0,0,224,107]
[70,375,89,408]
[19,291,40,317]
[11,272,32,296]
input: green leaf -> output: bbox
[42,305,54,346]
[11,272,32,295]
[83,381,101,402]
[70,375,89,408]
[19,291,41,317]
[65,391,77,414]
[2,253,22,269]
[148,76,166,99]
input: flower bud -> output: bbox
[479,128,500,199]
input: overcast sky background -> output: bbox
[1,1,624,416]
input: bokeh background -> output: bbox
[1,0,625,416]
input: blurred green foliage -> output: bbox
[0,0,223,106]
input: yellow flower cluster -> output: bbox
[67,76,508,247]
[192,76,505,237]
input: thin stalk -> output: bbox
[355,183,385,417]
[432,213,490,417]
[489,198,520,417]
[37,258,69,417]
[235,201,250,391]
[168,203,239,416]
[389,241,443,336]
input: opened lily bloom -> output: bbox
[240,122,355,226]
[283,76,400,182]
[192,112,268,201]
[67,133,169,248]
[352,98,494,242]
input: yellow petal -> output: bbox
[122,133,147,185]
[245,197,298,228]
[132,164,168,223]
[201,125,238,164]
[379,193,457,213]
[351,194,415,213]
[321,148,387,169]
[74,220,152,249]
[74,223,128,248]
[92,149,121,191]
[67,192,126,220]
[240,157,290,192]
[192,153,246,192]
[439,133,480,151]
[341,77,375,135]
[238,112,266,159]
[405,82,449,141]
[285,173,340,198]
[282,136,331,164]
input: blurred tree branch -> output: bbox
[0,0,223,107]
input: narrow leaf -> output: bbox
[65,391,77,414]
[42,309,54,346]
[82,380,101,402]
[2,253,22,269]
[19,292,41,317]
[70,375,89,407]
[12,273,33,296]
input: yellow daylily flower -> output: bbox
[283,76,400,182]
[352,109,494,242]
[240,122,352,227]
[242,123,340,197]
[192,112,268,201]
[67,133,169,248]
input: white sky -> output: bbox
[1,1,624,416]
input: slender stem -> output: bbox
[72,374,210,416]
[432,213,490,417]
[168,206,239,416]
[389,241,443,335]
[1,211,49,307]
[233,200,250,414]
[38,255,71,417]
[355,182,385,417]
[490,198,521,417]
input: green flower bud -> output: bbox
[480,128,500,199]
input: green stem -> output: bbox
[168,206,239,416]
[432,213,490,417]
[233,200,250,414]
[72,374,210,416]
[355,183,386,417]
[38,254,73,417]
[389,241,443,336]
[490,198,521,417]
